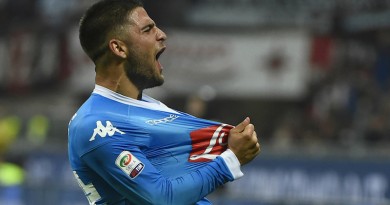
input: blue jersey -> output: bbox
[68,85,243,205]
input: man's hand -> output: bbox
[228,117,260,165]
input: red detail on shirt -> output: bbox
[189,124,233,162]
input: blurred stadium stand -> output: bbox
[1,0,390,204]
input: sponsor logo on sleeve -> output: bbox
[115,151,144,179]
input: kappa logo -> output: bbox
[89,121,125,141]
[145,114,179,126]
[189,124,233,162]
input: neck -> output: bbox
[95,66,141,100]
[137,92,143,100]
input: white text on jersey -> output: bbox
[145,114,179,126]
[89,121,125,141]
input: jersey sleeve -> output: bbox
[81,140,241,205]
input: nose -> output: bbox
[156,27,167,41]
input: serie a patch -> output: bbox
[115,151,145,179]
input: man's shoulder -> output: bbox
[68,112,129,156]
[69,107,129,137]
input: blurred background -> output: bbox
[1,0,390,204]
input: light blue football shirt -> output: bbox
[68,85,243,205]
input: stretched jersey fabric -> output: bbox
[68,85,243,205]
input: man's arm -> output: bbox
[81,142,242,205]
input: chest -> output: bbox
[139,113,233,175]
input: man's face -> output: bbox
[123,7,167,90]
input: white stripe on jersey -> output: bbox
[93,85,180,114]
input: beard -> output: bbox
[124,55,164,91]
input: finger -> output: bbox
[248,136,259,149]
[254,144,261,155]
[232,117,250,133]
[242,123,255,136]
[256,141,260,150]
[250,142,261,154]
[252,131,258,139]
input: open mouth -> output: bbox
[156,47,166,60]
[156,47,166,70]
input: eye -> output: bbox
[143,26,152,32]
[142,24,154,33]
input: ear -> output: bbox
[108,39,127,59]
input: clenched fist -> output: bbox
[228,117,260,165]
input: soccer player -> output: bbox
[67,0,261,204]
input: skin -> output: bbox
[95,7,167,99]
[94,7,260,165]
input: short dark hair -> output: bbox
[79,0,143,62]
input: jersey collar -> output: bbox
[93,85,180,114]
